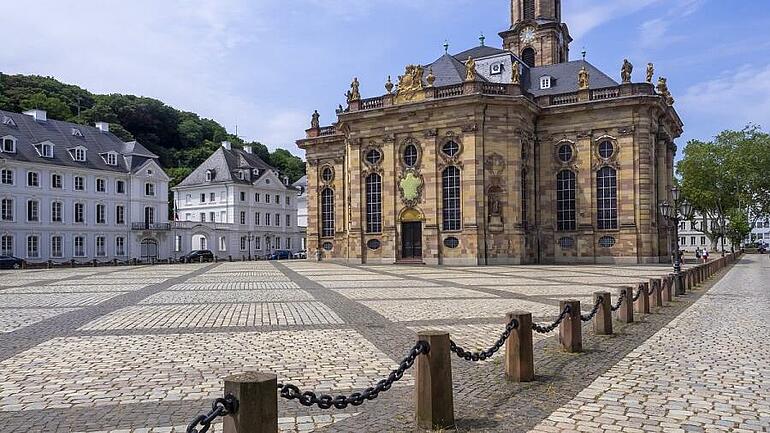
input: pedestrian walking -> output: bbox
[695,247,701,261]
[703,249,709,263]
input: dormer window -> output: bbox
[2,116,16,127]
[205,169,214,182]
[540,76,553,90]
[1,136,16,153]
[71,128,84,138]
[101,152,118,166]
[69,146,87,162]
[32,141,54,158]
[253,169,260,177]
[236,171,244,180]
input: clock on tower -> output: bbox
[499,0,572,67]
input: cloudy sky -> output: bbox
[2,0,768,157]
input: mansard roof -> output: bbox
[423,54,488,87]
[176,145,290,189]
[526,60,618,96]
[453,45,508,61]
[0,109,161,174]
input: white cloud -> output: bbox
[636,0,705,49]
[564,0,663,40]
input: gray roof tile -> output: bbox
[525,60,618,96]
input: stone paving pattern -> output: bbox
[0,257,747,432]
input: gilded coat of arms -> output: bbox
[399,170,424,207]
[395,65,426,104]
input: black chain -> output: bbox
[187,394,239,433]
[450,317,519,362]
[632,285,643,302]
[277,341,429,409]
[610,292,625,311]
[580,296,603,321]
[647,284,656,296]
[532,305,572,334]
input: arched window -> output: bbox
[442,166,461,231]
[521,169,528,228]
[556,170,576,231]
[522,48,536,68]
[321,188,335,237]
[403,144,418,167]
[596,166,618,230]
[523,0,535,19]
[365,173,382,233]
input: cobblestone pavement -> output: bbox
[0,258,735,432]
[531,255,770,433]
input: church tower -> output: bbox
[499,0,572,67]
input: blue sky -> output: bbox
[1,0,768,158]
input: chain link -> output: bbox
[580,296,603,322]
[277,340,429,409]
[187,394,239,433]
[610,291,625,312]
[532,305,572,334]
[450,317,519,362]
[632,285,643,302]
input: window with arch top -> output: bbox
[365,173,382,233]
[522,47,535,68]
[442,166,461,231]
[523,0,535,19]
[321,188,335,237]
[403,143,418,167]
[596,166,618,230]
[556,170,576,231]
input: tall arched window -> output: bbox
[596,166,618,230]
[523,0,535,19]
[365,173,382,233]
[556,170,576,231]
[442,166,461,231]
[522,47,536,68]
[321,188,335,237]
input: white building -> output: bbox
[748,217,770,245]
[0,109,171,262]
[172,142,302,258]
[292,175,308,250]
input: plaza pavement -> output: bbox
[0,257,747,432]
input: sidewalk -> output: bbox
[531,255,770,432]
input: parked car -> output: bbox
[293,250,307,259]
[0,255,25,270]
[268,250,292,260]
[180,250,215,263]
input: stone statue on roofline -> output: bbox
[646,63,654,83]
[310,110,320,129]
[465,56,477,82]
[621,59,633,84]
[578,65,590,90]
[511,61,521,85]
[346,77,361,102]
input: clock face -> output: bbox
[520,27,535,44]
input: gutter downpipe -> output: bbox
[482,104,489,266]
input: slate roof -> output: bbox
[176,145,291,189]
[453,46,508,60]
[0,109,159,173]
[525,60,618,96]
[423,53,488,87]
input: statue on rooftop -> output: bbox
[511,61,521,85]
[310,110,320,129]
[465,56,477,82]
[578,65,590,90]
[646,63,654,83]
[385,76,394,94]
[621,59,633,84]
[395,65,426,104]
[346,77,361,102]
[426,68,436,87]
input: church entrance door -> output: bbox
[401,222,422,259]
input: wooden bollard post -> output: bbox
[594,292,612,335]
[558,300,582,353]
[616,287,634,323]
[649,279,663,308]
[662,275,673,303]
[634,283,650,314]
[415,331,454,430]
[223,372,277,433]
[505,312,534,382]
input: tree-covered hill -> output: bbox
[0,73,305,185]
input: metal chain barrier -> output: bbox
[610,292,625,311]
[580,296,603,322]
[187,394,239,433]
[632,285,643,302]
[276,340,430,409]
[532,305,571,334]
[449,316,519,362]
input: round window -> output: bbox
[443,237,460,249]
[403,144,418,167]
[321,167,334,182]
[557,144,573,163]
[558,237,575,249]
[598,141,614,159]
[598,236,616,248]
[367,239,381,250]
[322,241,333,251]
[365,149,382,165]
[441,141,460,157]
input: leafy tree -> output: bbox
[20,92,71,119]
[725,208,750,251]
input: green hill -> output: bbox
[0,73,305,185]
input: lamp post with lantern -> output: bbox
[659,186,695,295]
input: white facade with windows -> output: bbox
[676,213,734,253]
[0,109,171,262]
[172,141,302,257]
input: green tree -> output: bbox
[20,92,72,119]
[725,208,750,251]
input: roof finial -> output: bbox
[443,39,449,54]
[479,32,485,46]
[581,47,587,61]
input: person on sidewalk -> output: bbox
[703,249,710,263]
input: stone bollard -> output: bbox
[634,282,650,314]
[223,372,277,433]
[415,331,455,430]
[505,312,534,382]
[616,287,634,323]
[558,300,582,353]
[594,292,613,335]
[650,279,663,308]
[662,275,673,303]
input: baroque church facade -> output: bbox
[298,0,683,265]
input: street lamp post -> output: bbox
[659,186,694,295]
[247,232,254,261]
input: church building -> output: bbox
[298,0,683,265]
